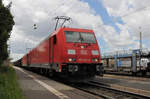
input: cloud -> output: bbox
[101,0,133,17]
[102,24,133,47]
[101,0,150,50]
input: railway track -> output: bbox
[72,81,150,99]
[104,71,150,78]
[103,74,150,82]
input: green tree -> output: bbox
[0,0,14,65]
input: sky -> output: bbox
[3,0,150,61]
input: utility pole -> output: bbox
[139,27,142,51]
[139,27,142,71]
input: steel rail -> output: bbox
[88,81,150,99]
[71,84,115,99]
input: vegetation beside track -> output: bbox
[0,0,14,65]
[0,65,24,99]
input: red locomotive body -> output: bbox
[20,27,103,80]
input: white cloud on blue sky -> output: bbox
[84,0,150,52]
[3,0,150,61]
[101,0,150,50]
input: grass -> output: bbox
[0,65,24,99]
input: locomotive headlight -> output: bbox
[92,58,99,62]
[92,50,99,55]
[68,49,76,55]
[68,58,76,62]
[95,58,98,62]
[69,58,72,62]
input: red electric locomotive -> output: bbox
[21,27,103,81]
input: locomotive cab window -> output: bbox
[53,35,57,45]
[65,31,96,43]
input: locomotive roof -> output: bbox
[50,27,94,36]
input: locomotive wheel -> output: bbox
[44,69,49,76]
[40,68,44,74]
[132,72,137,76]
[42,68,46,75]
[142,71,146,76]
[48,69,54,77]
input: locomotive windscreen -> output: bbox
[65,31,96,43]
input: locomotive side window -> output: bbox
[65,31,96,43]
[53,35,57,45]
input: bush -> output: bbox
[0,66,24,99]
[0,0,14,65]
